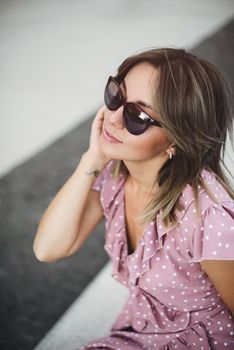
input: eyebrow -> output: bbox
[122,79,154,110]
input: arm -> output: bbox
[33,151,105,262]
[200,260,234,315]
[33,105,110,262]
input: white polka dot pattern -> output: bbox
[191,203,234,262]
[88,163,234,349]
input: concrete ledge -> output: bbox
[34,261,129,350]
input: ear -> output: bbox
[166,143,176,156]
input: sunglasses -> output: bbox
[104,75,162,135]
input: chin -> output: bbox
[99,142,122,158]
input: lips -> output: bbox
[103,128,122,143]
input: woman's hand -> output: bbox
[87,105,111,166]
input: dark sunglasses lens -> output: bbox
[104,78,124,111]
[124,104,149,135]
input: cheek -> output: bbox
[128,130,170,158]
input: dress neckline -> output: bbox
[122,174,152,258]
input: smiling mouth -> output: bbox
[103,128,122,143]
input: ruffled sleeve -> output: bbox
[191,201,234,262]
[91,160,114,192]
[91,160,126,220]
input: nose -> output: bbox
[108,106,124,129]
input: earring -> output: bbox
[167,150,173,159]
[166,147,175,159]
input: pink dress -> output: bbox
[81,160,234,350]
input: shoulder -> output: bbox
[178,169,234,262]
[178,168,233,221]
[91,160,115,191]
[199,168,233,203]
[152,169,233,240]
[92,160,126,213]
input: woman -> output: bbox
[33,47,234,349]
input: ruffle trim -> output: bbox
[111,287,191,334]
[81,321,212,349]
[103,168,234,288]
[160,321,211,349]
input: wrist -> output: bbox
[81,150,108,174]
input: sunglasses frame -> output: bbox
[104,75,162,135]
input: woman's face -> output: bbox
[100,62,171,162]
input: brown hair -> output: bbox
[110,47,234,227]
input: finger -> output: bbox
[96,105,106,120]
[92,106,106,126]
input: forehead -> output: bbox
[123,62,157,102]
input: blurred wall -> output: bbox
[1,0,234,177]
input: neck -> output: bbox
[123,154,167,196]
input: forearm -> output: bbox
[33,150,105,261]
